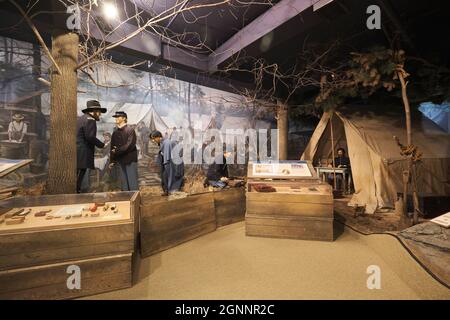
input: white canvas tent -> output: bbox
[161,116,179,130]
[103,103,169,132]
[302,105,450,213]
[185,113,214,131]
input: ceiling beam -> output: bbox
[81,12,161,57]
[208,0,333,72]
[161,43,209,71]
[84,11,211,72]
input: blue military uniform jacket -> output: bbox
[76,114,104,169]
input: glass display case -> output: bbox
[0,191,139,300]
[246,161,334,241]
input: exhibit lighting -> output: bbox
[103,2,118,20]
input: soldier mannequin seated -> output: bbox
[328,148,352,193]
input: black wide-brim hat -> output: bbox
[82,100,107,113]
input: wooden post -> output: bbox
[32,43,42,141]
[277,100,288,160]
[398,69,414,222]
[46,31,79,194]
[187,82,192,130]
[330,113,337,190]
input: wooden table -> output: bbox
[0,158,33,178]
[315,167,351,193]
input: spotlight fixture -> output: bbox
[103,2,118,20]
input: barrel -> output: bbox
[0,141,27,159]
[28,140,47,173]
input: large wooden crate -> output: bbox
[246,214,334,241]
[213,188,246,227]
[0,253,132,300]
[0,191,140,299]
[246,161,334,241]
[140,192,216,257]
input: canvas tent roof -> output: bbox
[102,102,168,132]
[161,116,179,130]
[302,105,450,214]
[186,114,214,131]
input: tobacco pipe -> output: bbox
[34,209,52,217]
[5,208,25,218]
[17,209,32,217]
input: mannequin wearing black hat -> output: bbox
[76,100,106,193]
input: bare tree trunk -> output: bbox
[178,81,181,105]
[398,70,419,224]
[187,82,191,130]
[32,43,42,141]
[277,100,288,160]
[330,113,337,190]
[148,73,153,105]
[32,43,42,112]
[47,31,79,194]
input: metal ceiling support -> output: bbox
[208,0,318,72]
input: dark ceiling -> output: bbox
[0,0,449,101]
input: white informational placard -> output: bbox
[53,205,85,217]
[252,161,313,177]
[431,212,450,228]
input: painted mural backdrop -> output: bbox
[0,35,273,193]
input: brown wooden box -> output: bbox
[213,188,246,227]
[0,191,140,299]
[246,161,334,241]
[140,192,216,257]
[246,214,334,241]
[0,253,132,300]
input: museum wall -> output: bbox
[0,35,275,192]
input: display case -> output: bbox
[0,191,140,300]
[246,161,334,241]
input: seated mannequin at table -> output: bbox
[328,148,352,192]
